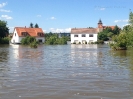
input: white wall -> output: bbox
[71,33,98,44]
[11,29,45,44]
[36,37,45,43]
[11,29,20,43]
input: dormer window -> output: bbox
[37,32,44,37]
[21,32,28,36]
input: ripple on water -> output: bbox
[0,45,133,99]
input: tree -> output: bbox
[0,20,9,38]
[30,23,34,28]
[21,36,36,45]
[123,25,132,33]
[110,10,133,50]
[21,36,38,48]
[113,25,121,35]
[129,11,133,26]
[110,32,128,50]
[34,23,39,28]
[98,32,109,41]
[107,32,114,38]
[45,33,69,45]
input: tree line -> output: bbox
[0,20,10,44]
[109,11,133,50]
[30,23,39,28]
[98,26,121,41]
[45,32,70,45]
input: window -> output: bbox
[82,34,86,37]
[74,35,78,37]
[89,34,93,37]
[21,32,28,36]
[38,39,42,43]
[38,33,44,37]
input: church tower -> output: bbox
[98,19,103,28]
[97,19,103,32]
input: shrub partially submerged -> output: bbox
[21,36,38,48]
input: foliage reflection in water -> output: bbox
[0,44,133,99]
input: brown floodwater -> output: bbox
[0,44,133,99]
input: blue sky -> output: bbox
[0,0,132,33]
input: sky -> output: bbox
[0,0,133,33]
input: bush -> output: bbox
[21,36,36,45]
[97,40,104,44]
[45,34,69,45]
[91,42,94,44]
[110,33,128,50]
[30,41,38,48]
[0,37,10,44]
[21,36,38,48]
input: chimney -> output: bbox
[25,26,26,28]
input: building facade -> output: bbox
[71,19,115,44]
[11,27,45,44]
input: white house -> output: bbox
[71,19,116,44]
[71,28,98,44]
[11,27,45,44]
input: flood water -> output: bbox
[0,44,133,99]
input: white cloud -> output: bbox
[123,19,129,22]
[0,2,7,8]
[95,7,106,11]
[114,19,129,23]
[43,30,47,32]
[49,28,71,33]
[37,15,42,17]
[1,15,13,19]
[0,9,11,12]
[100,7,105,10]
[114,20,122,23]
[50,17,56,20]
[122,24,130,27]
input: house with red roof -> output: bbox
[11,27,45,44]
[71,19,116,44]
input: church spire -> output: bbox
[98,19,102,24]
[98,19,103,28]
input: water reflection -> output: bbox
[71,44,98,67]
[0,45,10,76]
[0,44,133,99]
[10,44,44,67]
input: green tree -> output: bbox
[113,25,121,35]
[129,11,133,26]
[104,27,113,33]
[45,33,69,45]
[21,36,37,45]
[34,23,39,28]
[0,20,9,38]
[110,10,133,50]
[98,26,121,41]
[107,32,114,38]
[123,25,132,33]
[30,23,34,28]
[98,32,109,41]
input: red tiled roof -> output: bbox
[71,28,98,34]
[103,26,115,30]
[14,27,44,37]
